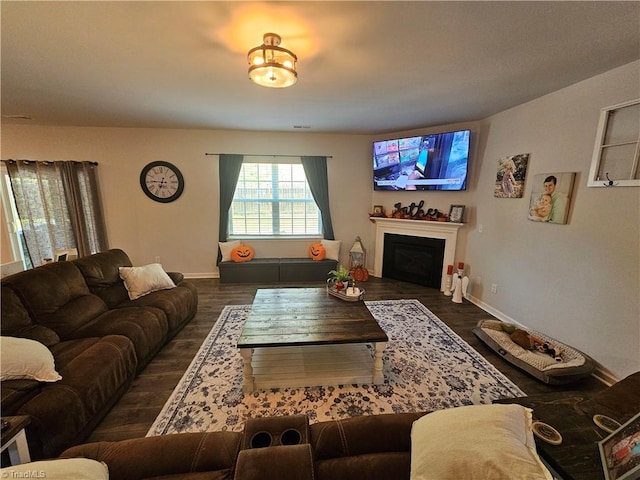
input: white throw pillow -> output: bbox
[0,336,62,382]
[321,239,341,261]
[118,263,176,300]
[0,458,108,480]
[219,240,241,262]
[410,404,552,480]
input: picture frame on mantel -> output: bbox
[448,205,465,223]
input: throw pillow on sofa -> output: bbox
[410,404,552,480]
[118,263,176,300]
[0,336,62,382]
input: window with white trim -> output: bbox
[229,160,322,237]
[588,98,640,187]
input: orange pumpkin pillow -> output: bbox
[230,245,255,263]
[308,243,326,261]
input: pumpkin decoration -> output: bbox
[308,243,326,261]
[230,244,255,263]
[350,266,369,282]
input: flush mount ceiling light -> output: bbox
[248,33,297,88]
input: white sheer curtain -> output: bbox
[4,160,108,267]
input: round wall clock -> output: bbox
[140,161,184,203]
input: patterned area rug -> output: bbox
[148,300,524,436]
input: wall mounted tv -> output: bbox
[373,129,470,191]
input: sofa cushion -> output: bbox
[123,283,197,334]
[311,412,424,460]
[69,307,168,368]
[315,452,412,480]
[3,261,92,316]
[1,286,60,346]
[311,412,424,479]
[119,263,176,300]
[410,404,552,480]
[21,335,137,459]
[73,248,133,308]
[2,262,109,339]
[0,336,62,382]
[61,432,242,480]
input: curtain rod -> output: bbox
[2,159,98,165]
[205,153,333,158]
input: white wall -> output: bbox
[0,128,374,274]
[465,61,640,380]
[1,61,638,380]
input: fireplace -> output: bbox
[372,218,464,291]
[383,234,445,288]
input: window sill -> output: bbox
[228,235,323,241]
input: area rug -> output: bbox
[147,300,524,436]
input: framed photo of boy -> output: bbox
[528,172,576,224]
[448,205,465,223]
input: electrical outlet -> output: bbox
[155,256,160,263]
[478,224,484,233]
[491,283,498,294]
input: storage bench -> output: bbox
[218,258,280,283]
[218,258,337,284]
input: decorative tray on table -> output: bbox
[326,281,365,302]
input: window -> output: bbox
[588,99,640,187]
[1,160,108,267]
[0,164,29,268]
[230,161,322,236]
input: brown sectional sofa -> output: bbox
[59,372,640,480]
[1,249,198,460]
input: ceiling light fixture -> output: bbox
[248,33,297,88]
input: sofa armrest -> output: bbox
[167,271,184,285]
[234,445,314,480]
[577,371,640,423]
[61,432,242,480]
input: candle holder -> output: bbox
[444,275,453,296]
[444,265,453,296]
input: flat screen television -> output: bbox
[373,129,470,191]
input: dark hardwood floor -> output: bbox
[87,277,605,443]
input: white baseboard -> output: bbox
[465,294,618,386]
[591,366,619,387]
[184,272,218,279]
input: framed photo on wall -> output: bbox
[495,153,530,198]
[528,172,576,224]
[448,205,465,223]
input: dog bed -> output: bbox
[473,319,595,384]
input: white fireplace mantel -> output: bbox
[371,217,464,291]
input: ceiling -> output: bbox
[2,1,639,134]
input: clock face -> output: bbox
[140,161,184,203]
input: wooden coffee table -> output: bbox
[237,288,388,393]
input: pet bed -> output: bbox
[473,319,595,384]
